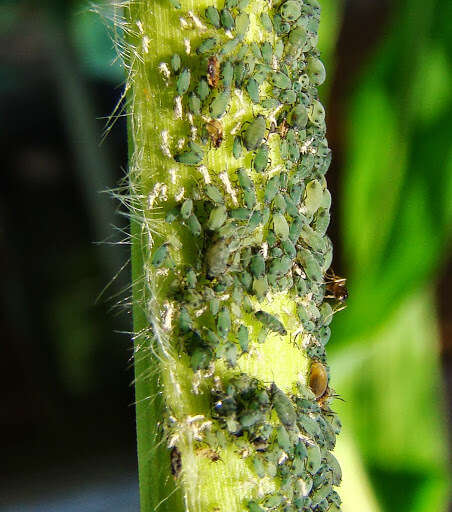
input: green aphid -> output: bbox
[273,193,286,213]
[266,229,277,247]
[232,286,243,306]
[243,54,256,77]
[243,115,266,150]
[165,207,178,223]
[264,175,280,204]
[253,277,268,299]
[217,306,231,339]
[221,61,234,89]
[250,254,265,278]
[170,54,181,73]
[264,495,285,508]
[294,276,307,296]
[326,452,342,486]
[297,248,322,282]
[257,328,268,344]
[239,410,262,428]
[151,243,169,267]
[246,78,260,104]
[280,0,302,22]
[208,205,228,230]
[168,0,181,9]
[274,39,284,59]
[241,247,252,267]
[289,215,304,242]
[277,425,292,452]
[205,184,224,203]
[281,239,296,258]
[220,8,234,30]
[233,136,243,159]
[319,302,333,326]
[321,188,332,209]
[197,78,210,100]
[225,0,238,7]
[237,167,252,190]
[260,98,280,109]
[176,68,191,96]
[280,89,297,104]
[220,37,241,56]
[243,295,253,314]
[210,91,230,118]
[197,37,217,55]
[271,384,296,425]
[252,456,266,478]
[238,0,249,9]
[250,42,262,60]
[253,144,269,173]
[237,324,249,352]
[272,14,290,35]
[260,12,273,32]
[209,298,220,316]
[255,311,287,335]
[245,210,262,231]
[253,64,271,85]
[206,239,231,277]
[295,439,308,459]
[272,71,291,89]
[301,224,325,252]
[306,56,326,86]
[289,25,308,47]
[233,61,246,87]
[230,207,251,220]
[175,141,203,166]
[225,342,238,367]
[313,208,330,236]
[188,92,201,115]
[306,444,322,475]
[290,182,305,204]
[205,6,220,27]
[303,179,323,216]
[187,213,202,236]
[261,41,272,65]
[308,99,326,127]
[318,325,331,345]
[235,12,250,38]
[180,198,193,219]
[271,247,283,258]
[273,213,290,240]
[179,307,192,332]
[186,267,197,288]
[269,255,292,277]
[243,189,257,210]
[236,44,248,59]
[263,207,271,223]
[298,414,321,440]
[289,104,308,129]
[288,141,300,163]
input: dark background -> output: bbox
[1,0,451,510]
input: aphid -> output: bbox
[235,12,250,38]
[268,256,291,277]
[301,224,325,252]
[326,451,342,486]
[306,444,321,475]
[210,91,230,119]
[233,136,243,159]
[242,115,266,151]
[246,78,260,104]
[180,198,193,219]
[280,89,297,105]
[217,306,231,338]
[196,447,221,462]
[165,207,179,223]
[255,311,287,335]
[313,208,330,236]
[250,254,265,278]
[168,0,181,9]
[170,446,182,477]
[289,215,304,243]
[261,98,280,110]
[206,119,223,147]
[230,207,251,220]
[176,68,191,96]
[308,99,326,128]
[253,277,268,299]
[197,78,210,100]
[233,61,247,87]
[273,193,286,213]
[237,324,249,352]
[260,12,273,32]
[207,56,220,88]
[220,8,235,30]
[272,14,290,35]
[309,361,328,399]
[297,248,322,282]
[188,92,201,115]
[273,213,290,240]
[325,268,348,302]
[219,37,240,57]
[253,144,269,173]
[264,175,280,203]
[248,501,265,512]
[197,37,217,55]
[221,60,234,89]
[187,213,202,236]
[288,104,308,129]
[278,119,289,139]
[205,184,224,203]
[206,239,231,277]
[170,54,181,72]
[205,6,220,28]
[289,25,308,48]
[271,384,296,426]
[175,141,204,166]
[151,243,169,267]
[186,268,197,288]
[208,205,228,230]
[306,56,326,86]
[303,179,323,216]
[179,307,192,332]
[271,71,291,89]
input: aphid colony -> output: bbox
[148,0,345,510]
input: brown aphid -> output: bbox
[207,56,220,88]
[196,447,221,462]
[325,268,348,302]
[170,446,182,477]
[309,361,328,399]
[278,118,289,139]
[206,119,223,147]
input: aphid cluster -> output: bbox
[145,0,346,509]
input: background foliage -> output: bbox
[1,0,450,510]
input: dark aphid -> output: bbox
[206,239,231,277]
[197,78,210,100]
[246,78,260,104]
[217,306,231,338]
[271,384,296,426]
[220,8,235,30]
[187,213,202,236]
[260,12,273,32]
[255,311,287,335]
[151,243,169,267]
[254,144,269,173]
[170,446,182,477]
[206,119,223,148]
[176,68,191,96]
[309,361,328,399]
[205,184,224,203]
[174,141,204,166]
[188,92,201,115]
[235,12,250,38]
[180,198,193,219]
[207,56,220,88]
[271,71,291,89]
[197,37,217,55]
[210,91,230,118]
[233,136,243,159]
[250,254,265,278]
[280,0,302,22]
[242,115,266,150]
[170,54,181,73]
[205,6,220,27]
[325,268,348,302]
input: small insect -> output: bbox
[207,56,220,88]
[325,268,348,302]
[206,119,223,147]
[170,446,182,477]
[196,447,221,462]
[278,119,289,139]
[309,361,328,399]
